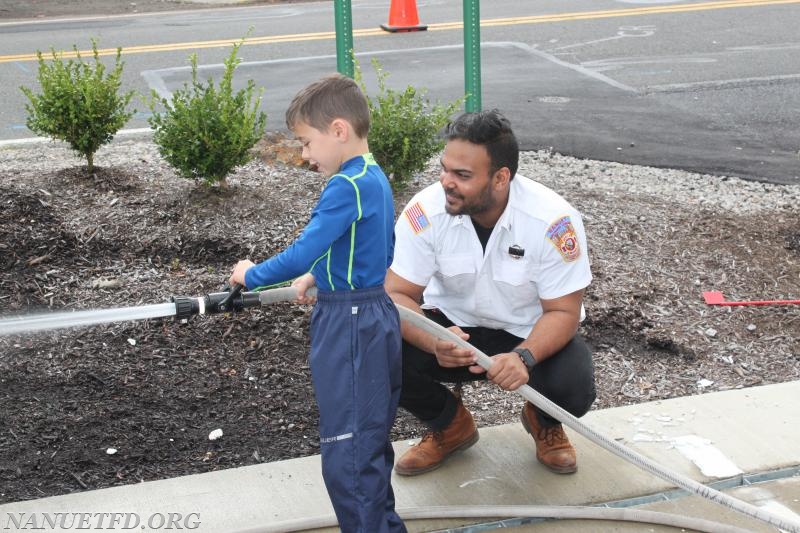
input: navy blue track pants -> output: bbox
[310,286,406,533]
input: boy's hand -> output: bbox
[292,273,317,304]
[229,260,255,287]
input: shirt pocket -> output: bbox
[492,258,538,301]
[436,254,476,295]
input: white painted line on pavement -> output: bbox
[645,73,800,93]
[0,128,152,148]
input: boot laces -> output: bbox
[538,424,567,447]
[419,430,444,445]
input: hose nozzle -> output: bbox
[172,285,260,320]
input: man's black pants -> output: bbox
[399,309,597,431]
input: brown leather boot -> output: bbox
[395,401,479,476]
[520,402,577,474]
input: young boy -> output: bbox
[229,74,406,533]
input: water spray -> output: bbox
[0,284,259,336]
[0,302,178,336]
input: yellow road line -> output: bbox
[1,0,798,64]
[427,0,800,29]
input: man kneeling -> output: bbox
[386,110,596,476]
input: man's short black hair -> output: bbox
[443,109,519,179]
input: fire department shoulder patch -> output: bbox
[546,215,581,262]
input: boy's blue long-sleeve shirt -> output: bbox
[244,153,395,292]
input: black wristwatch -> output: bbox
[513,347,537,373]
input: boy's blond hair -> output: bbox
[285,73,370,138]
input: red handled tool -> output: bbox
[702,291,800,306]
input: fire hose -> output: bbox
[247,287,800,533]
[1,285,799,532]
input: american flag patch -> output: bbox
[404,202,430,234]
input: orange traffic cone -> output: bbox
[380,0,428,33]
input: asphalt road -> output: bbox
[1,0,798,184]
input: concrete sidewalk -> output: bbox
[2,381,799,532]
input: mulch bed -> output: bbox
[1,137,798,503]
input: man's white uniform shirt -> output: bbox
[391,174,592,339]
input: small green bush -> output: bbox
[21,40,135,174]
[356,57,462,192]
[148,41,266,188]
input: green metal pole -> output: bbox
[334,0,354,78]
[463,0,481,112]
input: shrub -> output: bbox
[21,40,135,174]
[356,57,462,192]
[148,41,266,188]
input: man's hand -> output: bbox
[432,326,477,367]
[292,273,317,305]
[229,259,255,287]
[470,352,529,391]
